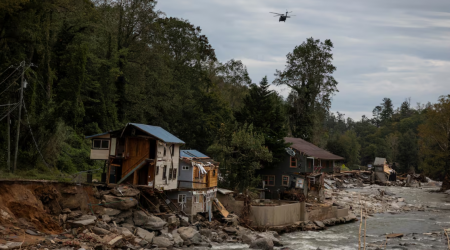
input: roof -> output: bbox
[374,157,386,166]
[85,132,110,139]
[284,137,345,160]
[180,150,209,158]
[217,188,234,195]
[128,123,185,144]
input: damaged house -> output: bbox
[165,150,222,222]
[256,137,344,201]
[86,123,184,190]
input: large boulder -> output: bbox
[223,227,238,235]
[242,234,257,245]
[110,187,140,197]
[101,208,121,216]
[152,236,173,248]
[142,215,167,230]
[133,211,149,226]
[103,195,138,210]
[178,227,202,244]
[250,238,274,250]
[172,230,184,247]
[257,232,282,247]
[314,221,325,229]
[136,227,154,242]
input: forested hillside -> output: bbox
[0,0,449,187]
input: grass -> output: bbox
[0,167,103,183]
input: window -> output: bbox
[290,157,297,168]
[282,175,289,186]
[213,170,216,176]
[163,165,167,179]
[193,194,199,203]
[169,167,173,180]
[182,166,189,170]
[156,166,159,175]
[172,145,175,156]
[172,169,177,179]
[262,175,275,186]
[92,139,109,149]
[164,147,166,156]
[178,194,186,203]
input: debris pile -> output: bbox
[0,184,290,250]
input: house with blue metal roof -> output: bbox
[85,123,184,190]
[164,149,222,221]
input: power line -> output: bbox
[0,103,18,107]
[0,62,23,86]
[0,65,31,97]
[22,99,51,169]
[0,102,20,122]
[0,65,13,77]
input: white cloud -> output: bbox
[157,0,450,120]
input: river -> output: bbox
[213,186,450,250]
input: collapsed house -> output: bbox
[256,137,345,202]
[372,157,395,184]
[86,126,228,222]
[165,150,226,222]
[86,123,184,189]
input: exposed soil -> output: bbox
[7,201,61,234]
[0,181,101,236]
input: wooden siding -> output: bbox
[121,137,150,179]
[207,168,218,187]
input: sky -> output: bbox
[157,0,450,120]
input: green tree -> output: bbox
[380,98,394,125]
[418,95,450,191]
[207,123,272,191]
[274,37,338,142]
[326,130,360,168]
[397,129,418,173]
[235,76,288,166]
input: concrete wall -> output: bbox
[250,202,304,227]
[306,206,349,221]
[217,194,306,226]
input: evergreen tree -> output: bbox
[380,98,394,125]
[397,129,418,173]
[274,37,338,142]
[235,76,288,166]
[207,123,272,192]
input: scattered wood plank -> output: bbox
[386,233,403,238]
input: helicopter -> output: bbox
[270,10,296,22]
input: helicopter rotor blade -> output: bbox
[269,12,283,15]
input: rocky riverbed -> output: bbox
[0,182,448,250]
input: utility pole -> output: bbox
[7,101,10,172]
[13,62,25,173]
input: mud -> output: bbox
[0,181,101,235]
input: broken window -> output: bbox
[178,194,186,203]
[164,147,166,156]
[193,194,199,203]
[173,169,177,179]
[163,165,167,179]
[156,166,159,175]
[93,139,109,149]
[213,170,216,176]
[169,168,173,180]
[290,157,297,168]
[282,175,289,186]
[262,175,275,186]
